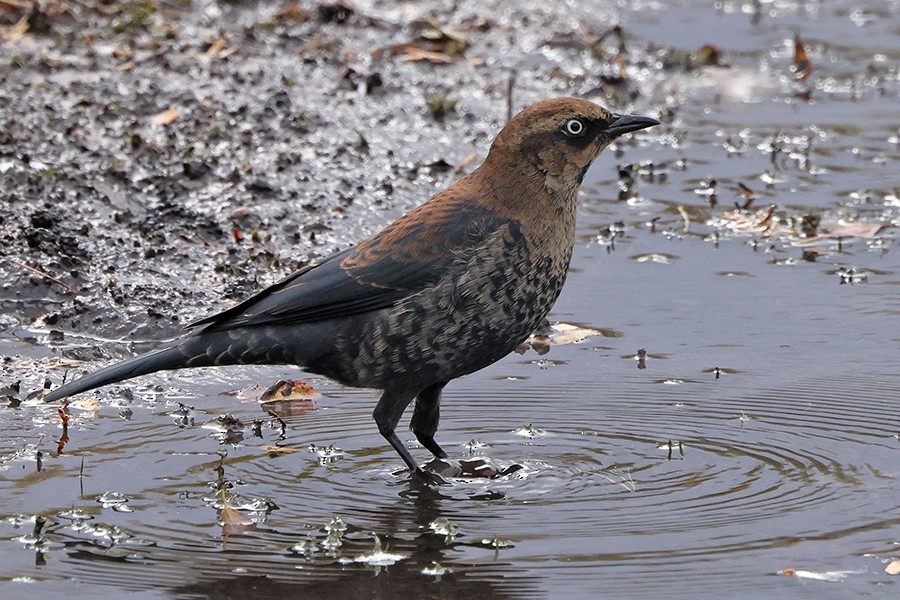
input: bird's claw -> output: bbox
[414,467,449,486]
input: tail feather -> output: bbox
[43,323,334,403]
[44,344,189,402]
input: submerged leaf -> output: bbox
[219,489,254,535]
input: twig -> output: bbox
[8,258,76,294]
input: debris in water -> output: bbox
[218,488,255,535]
[259,379,318,403]
[150,107,182,127]
[777,567,862,582]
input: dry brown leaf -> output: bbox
[400,47,454,64]
[719,206,783,236]
[792,35,813,81]
[151,107,182,126]
[886,560,900,575]
[776,567,857,581]
[205,37,227,57]
[219,489,254,535]
[263,445,299,456]
[277,2,311,22]
[2,14,28,43]
[0,1,32,10]
[218,45,239,59]
[549,322,602,345]
[518,322,603,355]
[70,398,101,411]
[260,379,318,403]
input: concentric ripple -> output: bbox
[2,358,895,598]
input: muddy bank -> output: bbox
[1,0,660,351]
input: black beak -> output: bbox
[607,113,660,138]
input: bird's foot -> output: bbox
[413,466,449,486]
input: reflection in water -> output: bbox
[61,480,544,600]
[1,371,896,598]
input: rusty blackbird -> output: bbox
[44,98,658,479]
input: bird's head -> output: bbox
[484,97,659,197]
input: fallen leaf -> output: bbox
[2,14,28,42]
[259,379,318,403]
[719,205,780,235]
[277,2,311,22]
[219,490,254,535]
[792,34,813,81]
[400,47,454,64]
[517,321,603,355]
[419,17,468,56]
[263,445,299,456]
[372,22,468,66]
[776,568,861,582]
[204,37,227,57]
[151,107,182,126]
[70,398,101,411]
[549,322,602,345]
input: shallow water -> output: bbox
[2,0,899,599]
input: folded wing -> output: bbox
[191,198,513,332]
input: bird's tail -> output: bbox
[43,344,190,402]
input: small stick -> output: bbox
[8,258,76,294]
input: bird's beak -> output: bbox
[606,113,660,138]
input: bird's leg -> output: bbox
[410,382,448,459]
[373,388,420,473]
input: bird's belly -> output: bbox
[330,252,567,389]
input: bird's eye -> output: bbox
[562,118,586,138]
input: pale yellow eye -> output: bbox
[562,118,586,137]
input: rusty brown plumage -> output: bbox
[44,97,658,483]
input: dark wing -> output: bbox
[190,198,513,332]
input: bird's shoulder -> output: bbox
[343,183,522,282]
[190,181,522,331]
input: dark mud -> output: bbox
[1,1,898,599]
[0,0,662,346]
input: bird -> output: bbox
[44,97,658,480]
